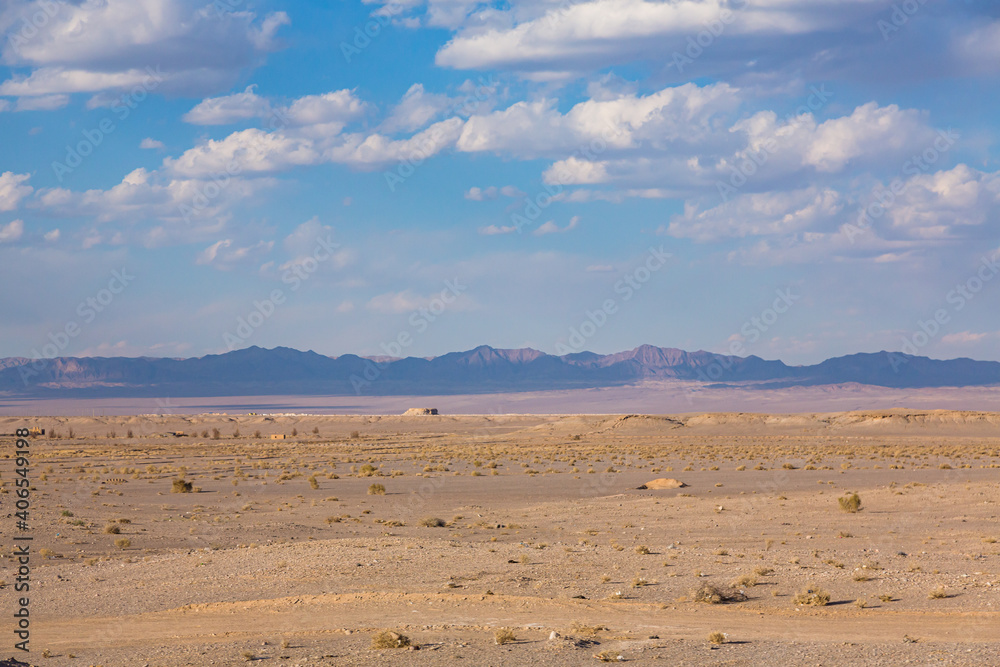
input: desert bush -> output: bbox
[172,479,193,493]
[928,586,949,599]
[350,430,360,438]
[732,573,758,587]
[115,538,131,549]
[371,630,412,649]
[359,464,378,477]
[103,524,120,534]
[308,475,319,490]
[707,631,726,644]
[368,483,386,495]
[793,587,830,606]
[211,428,220,440]
[420,517,445,527]
[692,583,747,604]
[838,493,862,513]
[494,628,516,645]
[634,545,650,555]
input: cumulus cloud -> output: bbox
[666,188,845,242]
[140,138,166,150]
[0,0,289,103]
[0,172,32,211]
[534,215,580,235]
[0,219,24,243]
[479,224,517,235]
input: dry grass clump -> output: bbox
[707,631,727,645]
[634,545,650,554]
[928,585,949,599]
[114,538,131,549]
[731,573,758,587]
[172,478,193,493]
[692,583,748,604]
[103,524,121,534]
[569,621,607,637]
[371,630,413,649]
[594,650,625,662]
[420,517,446,527]
[494,628,516,645]
[838,493,862,513]
[793,587,831,606]
[367,483,386,495]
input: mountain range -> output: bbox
[1,345,998,398]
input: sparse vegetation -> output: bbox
[692,583,748,604]
[371,630,413,649]
[707,631,726,645]
[793,587,831,606]
[420,517,446,527]
[838,493,862,513]
[494,628,516,645]
[368,483,386,495]
[172,478,193,493]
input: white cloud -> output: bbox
[381,83,455,133]
[666,187,845,242]
[140,138,165,150]
[0,172,32,211]
[196,238,273,270]
[12,93,68,110]
[534,215,580,235]
[183,85,272,125]
[0,0,289,100]
[0,219,24,243]
[465,185,524,200]
[43,228,60,242]
[941,331,998,345]
[479,224,517,235]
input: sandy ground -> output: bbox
[5,380,1000,416]
[1,410,999,665]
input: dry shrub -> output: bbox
[420,517,445,527]
[371,630,412,649]
[494,628,516,645]
[172,478,193,493]
[692,583,748,604]
[838,493,862,513]
[793,587,831,606]
[707,631,726,644]
[368,483,386,495]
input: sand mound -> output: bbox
[402,408,439,416]
[637,478,687,490]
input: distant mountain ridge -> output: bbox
[1,344,998,398]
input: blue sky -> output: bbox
[1,0,999,364]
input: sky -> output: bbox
[1,0,999,365]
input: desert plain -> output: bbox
[2,409,999,666]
